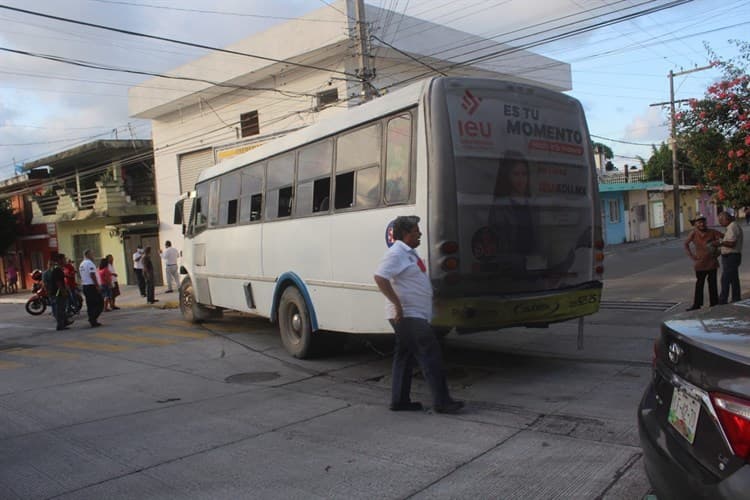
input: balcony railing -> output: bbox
[599,171,647,184]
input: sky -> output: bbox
[0,0,748,180]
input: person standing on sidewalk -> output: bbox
[160,241,180,293]
[718,211,744,304]
[374,215,463,414]
[79,249,103,327]
[132,245,146,297]
[143,246,158,304]
[684,214,723,311]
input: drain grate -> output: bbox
[600,300,678,312]
[225,372,280,384]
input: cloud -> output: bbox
[623,106,669,143]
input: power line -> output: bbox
[591,134,659,146]
[0,46,318,98]
[0,4,357,79]
[89,0,344,22]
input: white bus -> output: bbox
[177,77,604,358]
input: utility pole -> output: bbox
[651,64,713,237]
[353,0,375,101]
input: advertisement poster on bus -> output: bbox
[445,85,596,294]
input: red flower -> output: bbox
[699,111,707,119]
[729,150,736,158]
[745,136,750,146]
[737,150,745,158]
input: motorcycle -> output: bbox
[25,270,48,315]
[25,270,82,318]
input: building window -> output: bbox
[316,88,339,110]
[608,199,620,223]
[240,110,259,138]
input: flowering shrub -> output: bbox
[676,43,750,206]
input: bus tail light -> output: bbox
[440,241,459,254]
[595,265,604,274]
[594,239,605,250]
[710,392,750,460]
[441,257,459,271]
[595,252,605,262]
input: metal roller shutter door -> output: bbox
[178,147,214,224]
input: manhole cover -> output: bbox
[225,372,280,384]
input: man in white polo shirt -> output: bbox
[160,240,180,293]
[79,249,103,327]
[374,215,463,414]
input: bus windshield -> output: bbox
[446,84,595,294]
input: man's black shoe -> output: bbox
[90,322,103,327]
[56,326,69,331]
[165,290,174,293]
[434,400,464,414]
[148,299,160,304]
[686,306,701,311]
[389,401,423,411]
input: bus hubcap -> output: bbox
[291,312,302,336]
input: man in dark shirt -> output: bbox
[49,256,70,331]
[143,246,159,304]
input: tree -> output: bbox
[642,142,695,183]
[0,199,18,255]
[592,142,614,160]
[675,41,750,206]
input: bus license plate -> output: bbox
[668,387,700,444]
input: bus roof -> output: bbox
[197,78,433,184]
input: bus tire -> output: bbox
[278,286,314,359]
[179,277,217,323]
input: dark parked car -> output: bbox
[638,302,750,499]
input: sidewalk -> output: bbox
[0,284,179,309]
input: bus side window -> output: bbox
[296,140,332,216]
[265,152,295,220]
[208,180,220,227]
[385,113,412,204]
[191,183,209,235]
[239,163,264,222]
[219,172,241,225]
[335,122,381,210]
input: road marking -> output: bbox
[5,348,80,360]
[134,326,210,339]
[0,360,24,369]
[91,332,177,345]
[57,340,132,352]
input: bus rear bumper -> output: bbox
[432,281,602,331]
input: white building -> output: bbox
[128,0,572,248]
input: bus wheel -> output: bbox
[278,287,313,359]
[179,277,216,323]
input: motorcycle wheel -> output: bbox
[26,298,46,315]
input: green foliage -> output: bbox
[0,199,18,254]
[675,41,750,206]
[592,142,614,160]
[642,142,695,183]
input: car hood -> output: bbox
[664,300,750,362]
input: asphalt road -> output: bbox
[3,235,742,499]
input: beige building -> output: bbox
[128,0,572,249]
